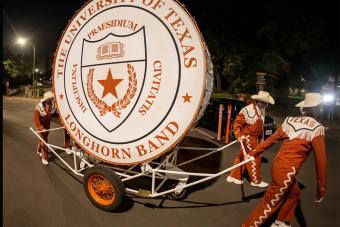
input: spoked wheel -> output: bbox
[84,165,125,212]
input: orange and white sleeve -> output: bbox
[249,126,285,158]
[34,109,44,131]
[312,134,327,197]
[233,113,245,140]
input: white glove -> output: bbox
[314,196,324,203]
[238,135,246,142]
[314,188,326,203]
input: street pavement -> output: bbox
[3,96,340,227]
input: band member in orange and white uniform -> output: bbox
[243,93,327,227]
[226,91,275,188]
[34,91,71,165]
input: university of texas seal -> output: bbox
[53,0,213,165]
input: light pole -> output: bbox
[17,37,36,97]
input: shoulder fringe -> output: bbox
[36,103,47,117]
[282,118,324,142]
[241,105,263,125]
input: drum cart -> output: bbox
[30,126,254,212]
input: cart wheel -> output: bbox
[84,165,125,212]
[168,184,188,200]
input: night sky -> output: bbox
[3,1,84,59]
[3,0,339,69]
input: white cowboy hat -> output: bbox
[251,91,275,105]
[295,92,322,108]
[40,91,54,103]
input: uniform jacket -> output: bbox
[233,103,265,139]
[34,102,58,131]
[249,116,327,196]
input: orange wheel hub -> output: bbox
[88,174,115,205]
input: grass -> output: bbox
[211,92,235,99]
[288,95,304,100]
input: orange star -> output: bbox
[59,93,64,100]
[182,93,192,103]
[98,69,123,99]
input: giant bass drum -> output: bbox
[53,0,214,165]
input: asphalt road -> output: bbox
[3,98,340,227]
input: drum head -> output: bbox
[53,0,213,165]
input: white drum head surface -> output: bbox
[53,0,213,165]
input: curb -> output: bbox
[3,96,40,104]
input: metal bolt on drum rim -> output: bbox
[88,174,116,206]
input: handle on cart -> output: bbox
[34,126,65,133]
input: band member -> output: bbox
[243,93,327,227]
[226,91,275,188]
[34,91,71,165]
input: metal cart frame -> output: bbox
[30,126,254,210]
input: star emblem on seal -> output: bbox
[98,69,123,99]
[182,93,192,103]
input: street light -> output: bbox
[17,37,36,97]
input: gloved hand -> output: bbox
[314,187,326,203]
[238,135,246,142]
[243,153,251,160]
[314,194,324,203]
